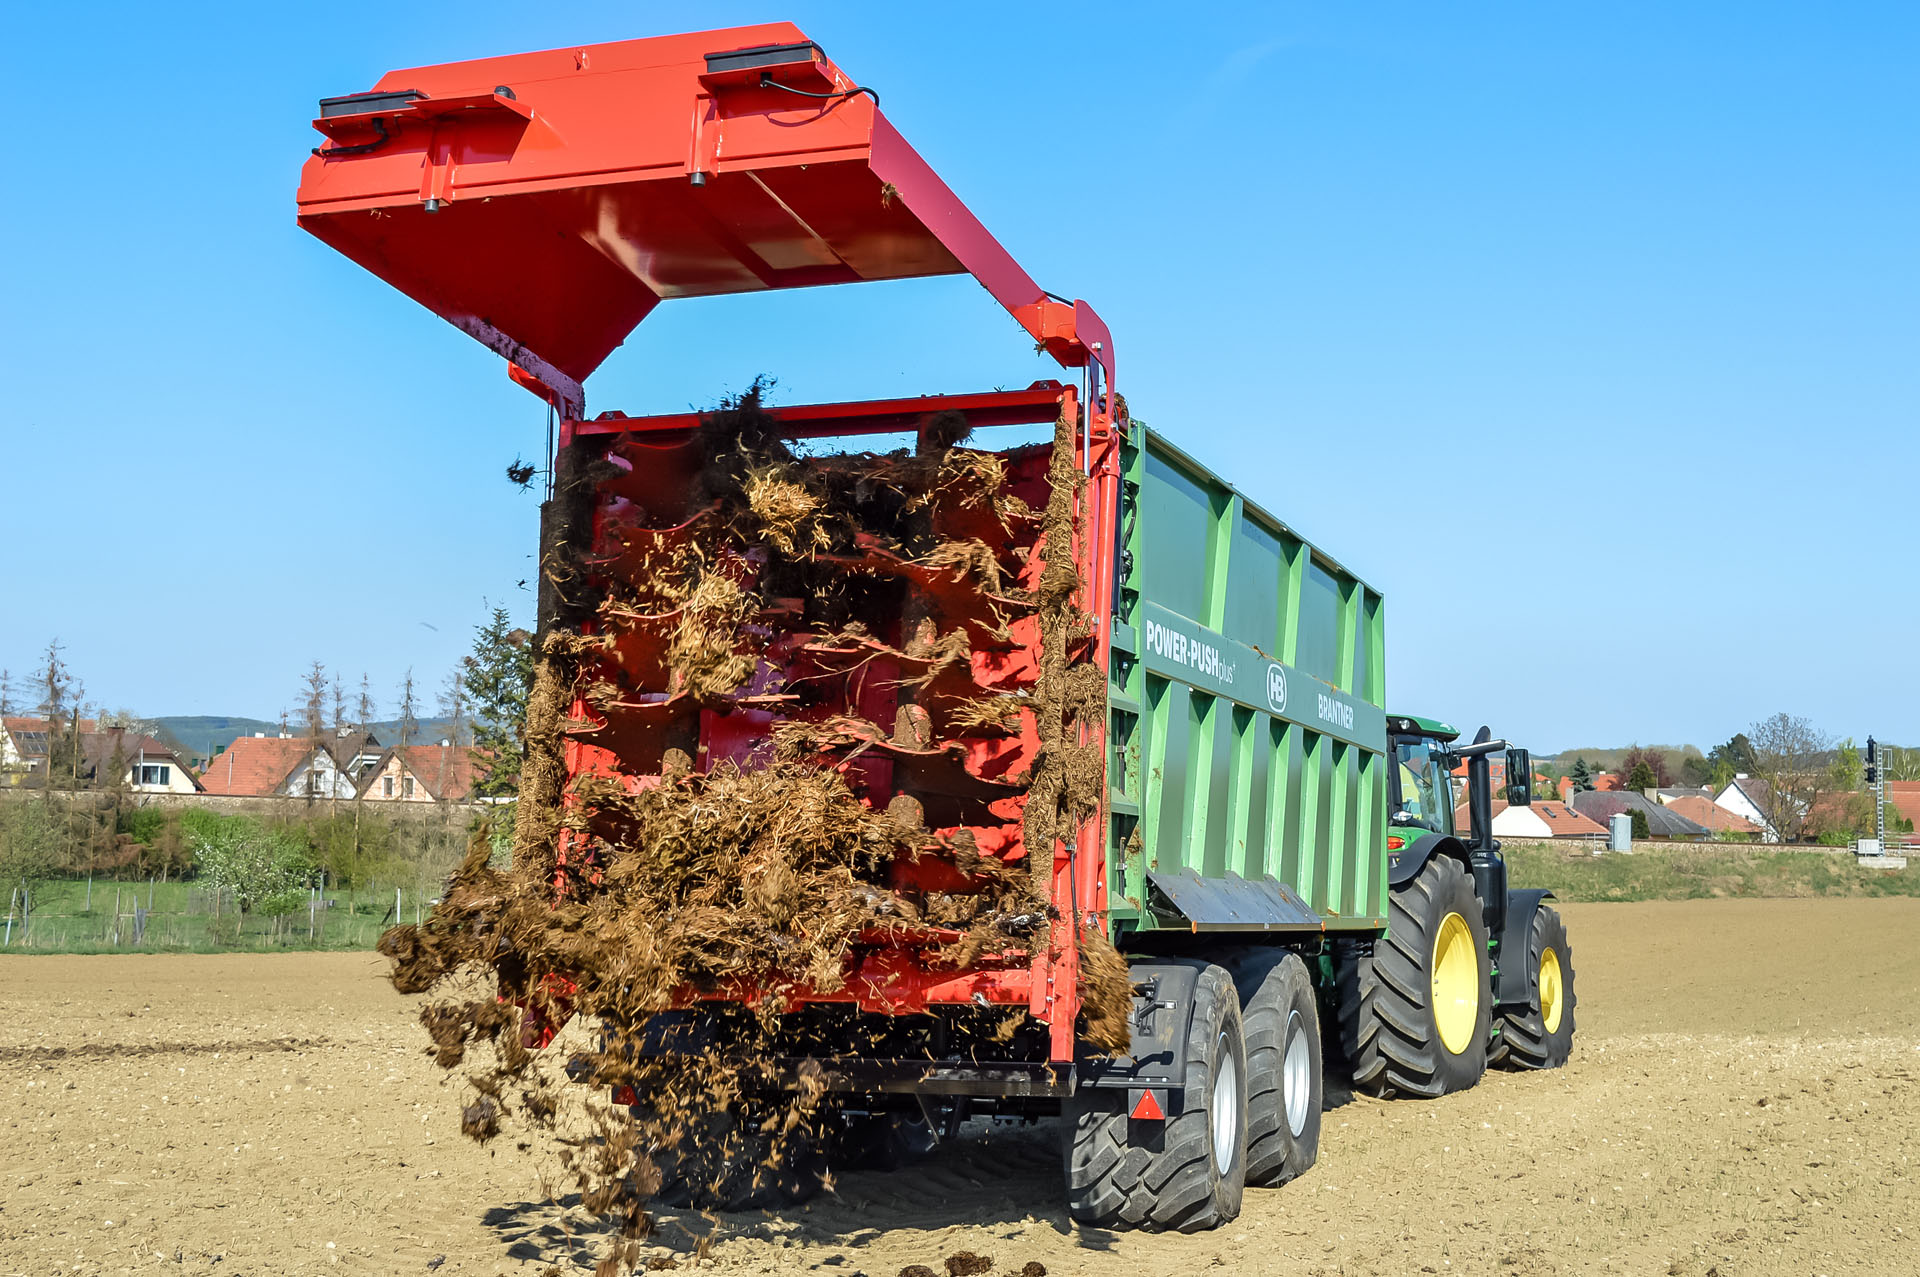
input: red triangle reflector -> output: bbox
[1130,1089,1165,1121]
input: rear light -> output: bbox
[1387,835,1405,851]
[612,1085,639,1107]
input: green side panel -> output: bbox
[1111,432,1388,933]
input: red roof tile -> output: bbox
[1455,800,1609,838]
[199,736,334,796]
[1887,782,1920,829]
[1664,794,1760,834]
[388,744,488,802]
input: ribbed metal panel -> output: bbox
[1108,430,1388,933]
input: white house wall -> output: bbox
[279,754,357,799]
[1490,806,1553,838]
[1713,783,1778,843]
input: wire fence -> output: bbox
[0,875,436,953]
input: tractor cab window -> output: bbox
[1391,738,1454,837]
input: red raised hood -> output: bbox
[296,23,1113,417]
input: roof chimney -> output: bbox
[254,732,267,738]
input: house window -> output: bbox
[404,777,416,798]
[383,777,394,798]
[137,765,170,786]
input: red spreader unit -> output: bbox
[297,22,1114,420]
[298,23,1123,1070]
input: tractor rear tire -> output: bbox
[1366,855,1492,1098]
[1225,949,1322,1188]
[1064,960,1247,1232]
[1492,905,1576,1070]
[1331,938,1383,1094]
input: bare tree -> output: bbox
[1746,712,1833,842]
[331,674,347,735]
[435,668,468,800]
[356,673,376,731]
[0,667,17,718]
[36,640,74,802]
[301,660,329,741]
[396,669,420,751]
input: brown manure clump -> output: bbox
[378,382,1129,1272]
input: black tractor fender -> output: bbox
[1495,889,1556,1006]
[1386,829,1471,889]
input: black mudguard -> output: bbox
[1386,830,1470,889]
[1076,959,1205,1108]
[1495,889,1556,1005]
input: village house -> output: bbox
[1712,776,1778,842]
[1570,789,1711,839]
[1455,798,1608,841]
[198,734,356,798]
[83,730,201,793]
[358,742,487,803]
[2,718,198,792]
[3,715,98,774]
[1660,794,1761,837]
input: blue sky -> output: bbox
[1,2,1913,753]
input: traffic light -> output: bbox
[1866,737,1877,786]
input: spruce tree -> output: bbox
[464,606,533,798]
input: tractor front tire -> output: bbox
[1226,949,1322,1188]
[1366,855,1492,1098]
[1064,960,1247,1232]
[1492,905,1576,1070]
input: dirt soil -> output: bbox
[4,897,1918,1276]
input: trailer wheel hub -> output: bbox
[1212,1031,1240,1176]
[1539,946,1565,1034]
[1282,1008,1312,1138]
[1431,911,1478,1055]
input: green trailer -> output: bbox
[1067,429,1577,1229]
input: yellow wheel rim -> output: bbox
[1431,911,1478,1055]
[1539,947,1564,1034]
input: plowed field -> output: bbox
[4,898,1917,1276]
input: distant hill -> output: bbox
[1541,744,1705,771]
[155,715,462,764]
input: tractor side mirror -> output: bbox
[1506,747,1533,805]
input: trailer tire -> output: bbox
[1492,905,1576,1070]
[1064,961,1247,1232]
[1368,855,1492,1098]
[1225,949,1322,1187]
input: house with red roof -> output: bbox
[1454,799,1608,841]
[83,729,201,794]
[1661,794,1761,837]
[3,718,198,793]
[198,734,356,798]
[1712,776,1778,842]
[358,743,488,803]
[3,715,98,774]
